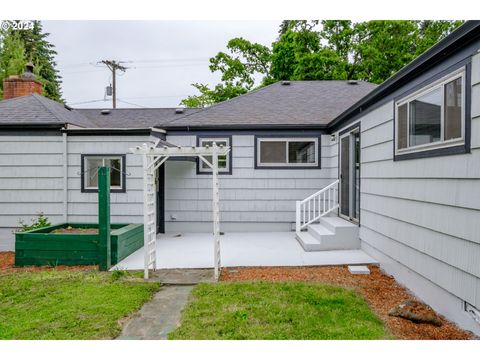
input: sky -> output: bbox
[42,21,280,109]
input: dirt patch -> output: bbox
[220,265,476,340]
[50,227,98,234]
[389,300,442,326]
[0,251,97,274]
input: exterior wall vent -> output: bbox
[465,302,480,325]
[281,80,291,86]
[101,109,111,115]
[175,108,185,114]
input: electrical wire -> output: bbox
[116,99,149,108]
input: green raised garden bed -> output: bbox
[15,223,143,267]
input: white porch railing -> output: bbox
[296,179,339,233]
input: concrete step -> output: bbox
[320,216,358,232]
[307,224,335,242]
[296,231,322,251]
[300,216,360,251]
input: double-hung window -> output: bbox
[81,154,126,192]
[197,137,231,174]
[256,137,319,168]
[395,68,465,157]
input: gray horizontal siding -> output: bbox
[164,134,335,229]
[360,225,480,309]
[347,51,480,317]
[0,135,64,249]
[66,135,150,225]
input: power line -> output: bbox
[68,99,109,106]
[117,99,149,108]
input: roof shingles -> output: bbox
[0,81,376,129]
[163,81,377,128]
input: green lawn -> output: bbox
[169,282,388,340]
[0,270,159,340]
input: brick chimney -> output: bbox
[3,62,43,100]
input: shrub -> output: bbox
[17,213,51,232]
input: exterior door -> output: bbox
[339,127,360,223]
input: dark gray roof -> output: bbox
[76,108,200,128]
[0,81,376,130]
[0,93,97,128]
[163,81,377,128]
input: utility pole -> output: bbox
[98,60,128,109]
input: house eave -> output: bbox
[61,127,165,136]
[162,123,329,132]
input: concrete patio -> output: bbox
[113,231,377,270]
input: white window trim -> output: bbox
[84,155,124,190]
[395,67,466,156]
[256,137,319,167]
[198,137,230,173]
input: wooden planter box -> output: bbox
[15,223,144,267]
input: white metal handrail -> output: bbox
[296,179,339,233]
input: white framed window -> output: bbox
[395,68,465,156]
[197,137,231,174]
[81,154,126,192]
[256,137,319,168]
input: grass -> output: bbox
[169,282,389,340]
[0,270,159,340]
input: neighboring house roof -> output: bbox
[76,108,200,128]
[0,93,97,128]
[162,81,377,129]
[328,20,480,131]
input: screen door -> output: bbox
[339,128,360,222]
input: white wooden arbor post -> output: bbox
[131,141,229,281]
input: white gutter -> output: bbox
[64,127,167,133]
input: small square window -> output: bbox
[81,155,126,192]
[197,137,231,174]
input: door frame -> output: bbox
[156,163,165,233]
[338,123,361,224]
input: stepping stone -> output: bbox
[348,265,370,275]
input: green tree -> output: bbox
[0,21,62,101]
[181,37,272,108]
[182,20,464,107]
[180,83,248,108]
[0,32,26,97]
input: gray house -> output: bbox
[0,21,479,334]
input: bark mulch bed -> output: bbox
[220,265,476,340]
[0,251,97,274]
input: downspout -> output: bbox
[62,126,68,223]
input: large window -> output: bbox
[81,154,126,193]
[256,137,319,168]
[395,69,465,156]
[197,137,231,174]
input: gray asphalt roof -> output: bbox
[162,81,377,128]
[0,81,376,129]
[76,108,200,128]
[0,93,97,128]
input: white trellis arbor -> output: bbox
[130,140,230,281]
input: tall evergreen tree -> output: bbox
[0,32,26,97]
[0,21,62,101]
